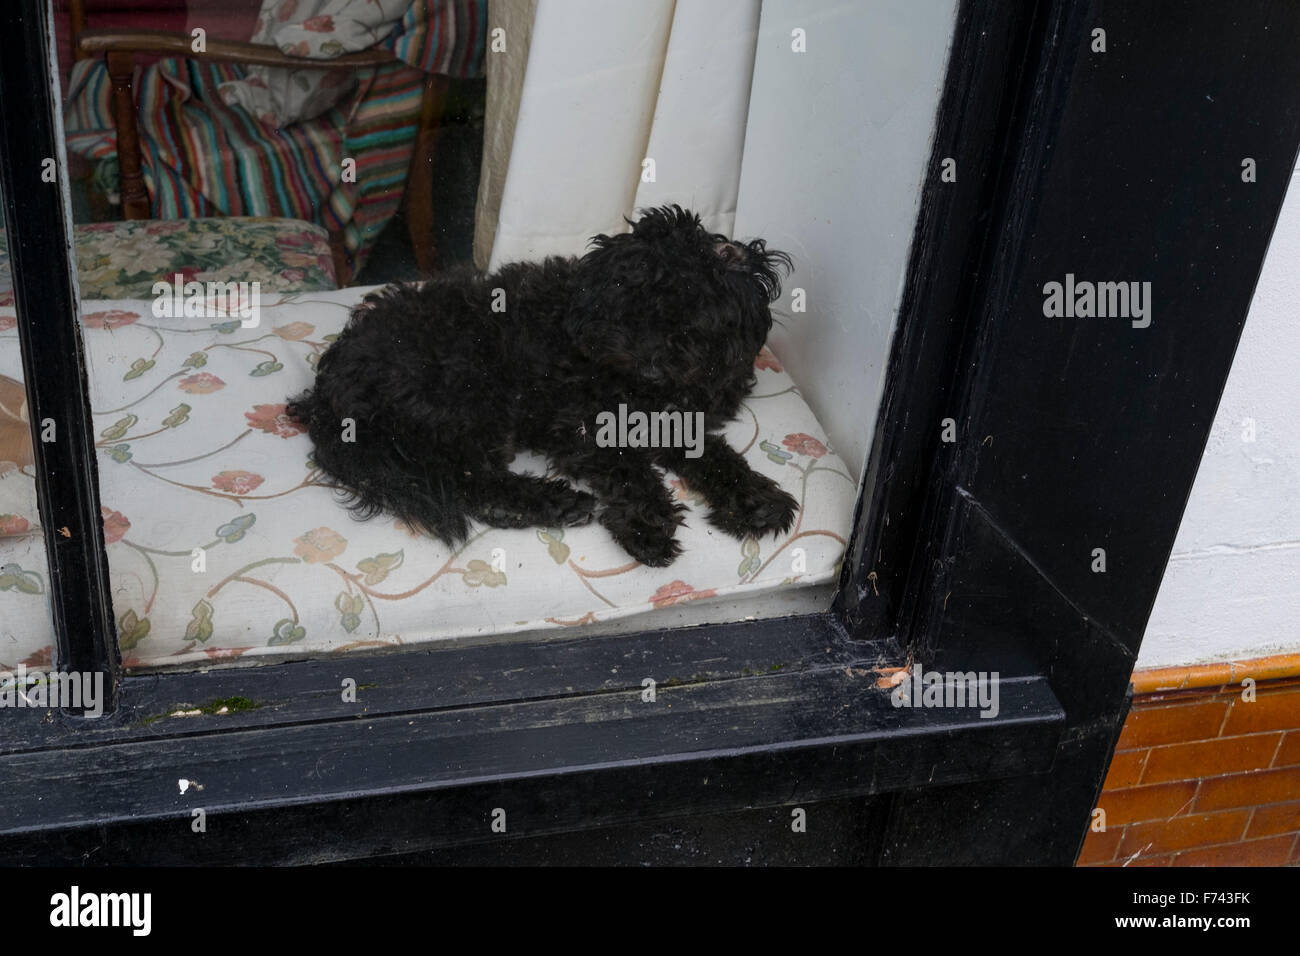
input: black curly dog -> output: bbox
[287,205,799,567]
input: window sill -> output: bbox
[0,613,1063,861]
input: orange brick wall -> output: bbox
[1079,668,1300,866]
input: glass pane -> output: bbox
[40,0,956,670]
[0,154,60,678]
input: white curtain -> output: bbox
[475,0,761,270]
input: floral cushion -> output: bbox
[0,288,856,671]
[0,217,338,307]
[219,0,410,126]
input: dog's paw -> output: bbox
[470,479,595,530]
[621,529,684,568]
[550,487,598,527]
[601,501,686,567]
[706,475,799,539]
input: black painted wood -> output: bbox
[0,613,879,752]
[5,781,899,867]
[0,0,120,697]
[0,609,1065,851]
[881,0,1300,864]
[836,0,1047,646]
[0,668,1062,862]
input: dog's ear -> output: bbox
[585,206,703,255]
[627,204,702,240]
[566,230,660,365]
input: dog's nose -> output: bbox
[714,241,747,265]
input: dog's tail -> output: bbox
[287,387,471,543]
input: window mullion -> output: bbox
[0,0,120,710]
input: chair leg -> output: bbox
[407,73,449,276]
[328,230,352,287]
[69,0,88,60]
[106,50,150,220]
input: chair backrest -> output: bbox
[77,27,445,283]
[183,0,262,45]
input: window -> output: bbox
[10,1,963,670]
[0,169,61,691]
[2,0,1292,866]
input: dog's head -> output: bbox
[566,205,791,412]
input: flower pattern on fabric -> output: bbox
[84,310,140,331]
[0,217,338,303]
[294,527,348,564]
[212,470,266,495]
[649,580,719,609]
[102,507,131,544]
[782,433,828,459]
[0,287,855,671]
[246,404,307,438]
[0,514,29,536]
[179,373,228,394]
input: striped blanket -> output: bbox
[64,0,486,281]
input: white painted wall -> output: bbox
[1140,163,1300,668]
[733,0,959,480]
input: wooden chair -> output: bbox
[74,27,448,283]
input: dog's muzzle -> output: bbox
[714,241,748,266]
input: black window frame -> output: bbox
[2,0,1297,865]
